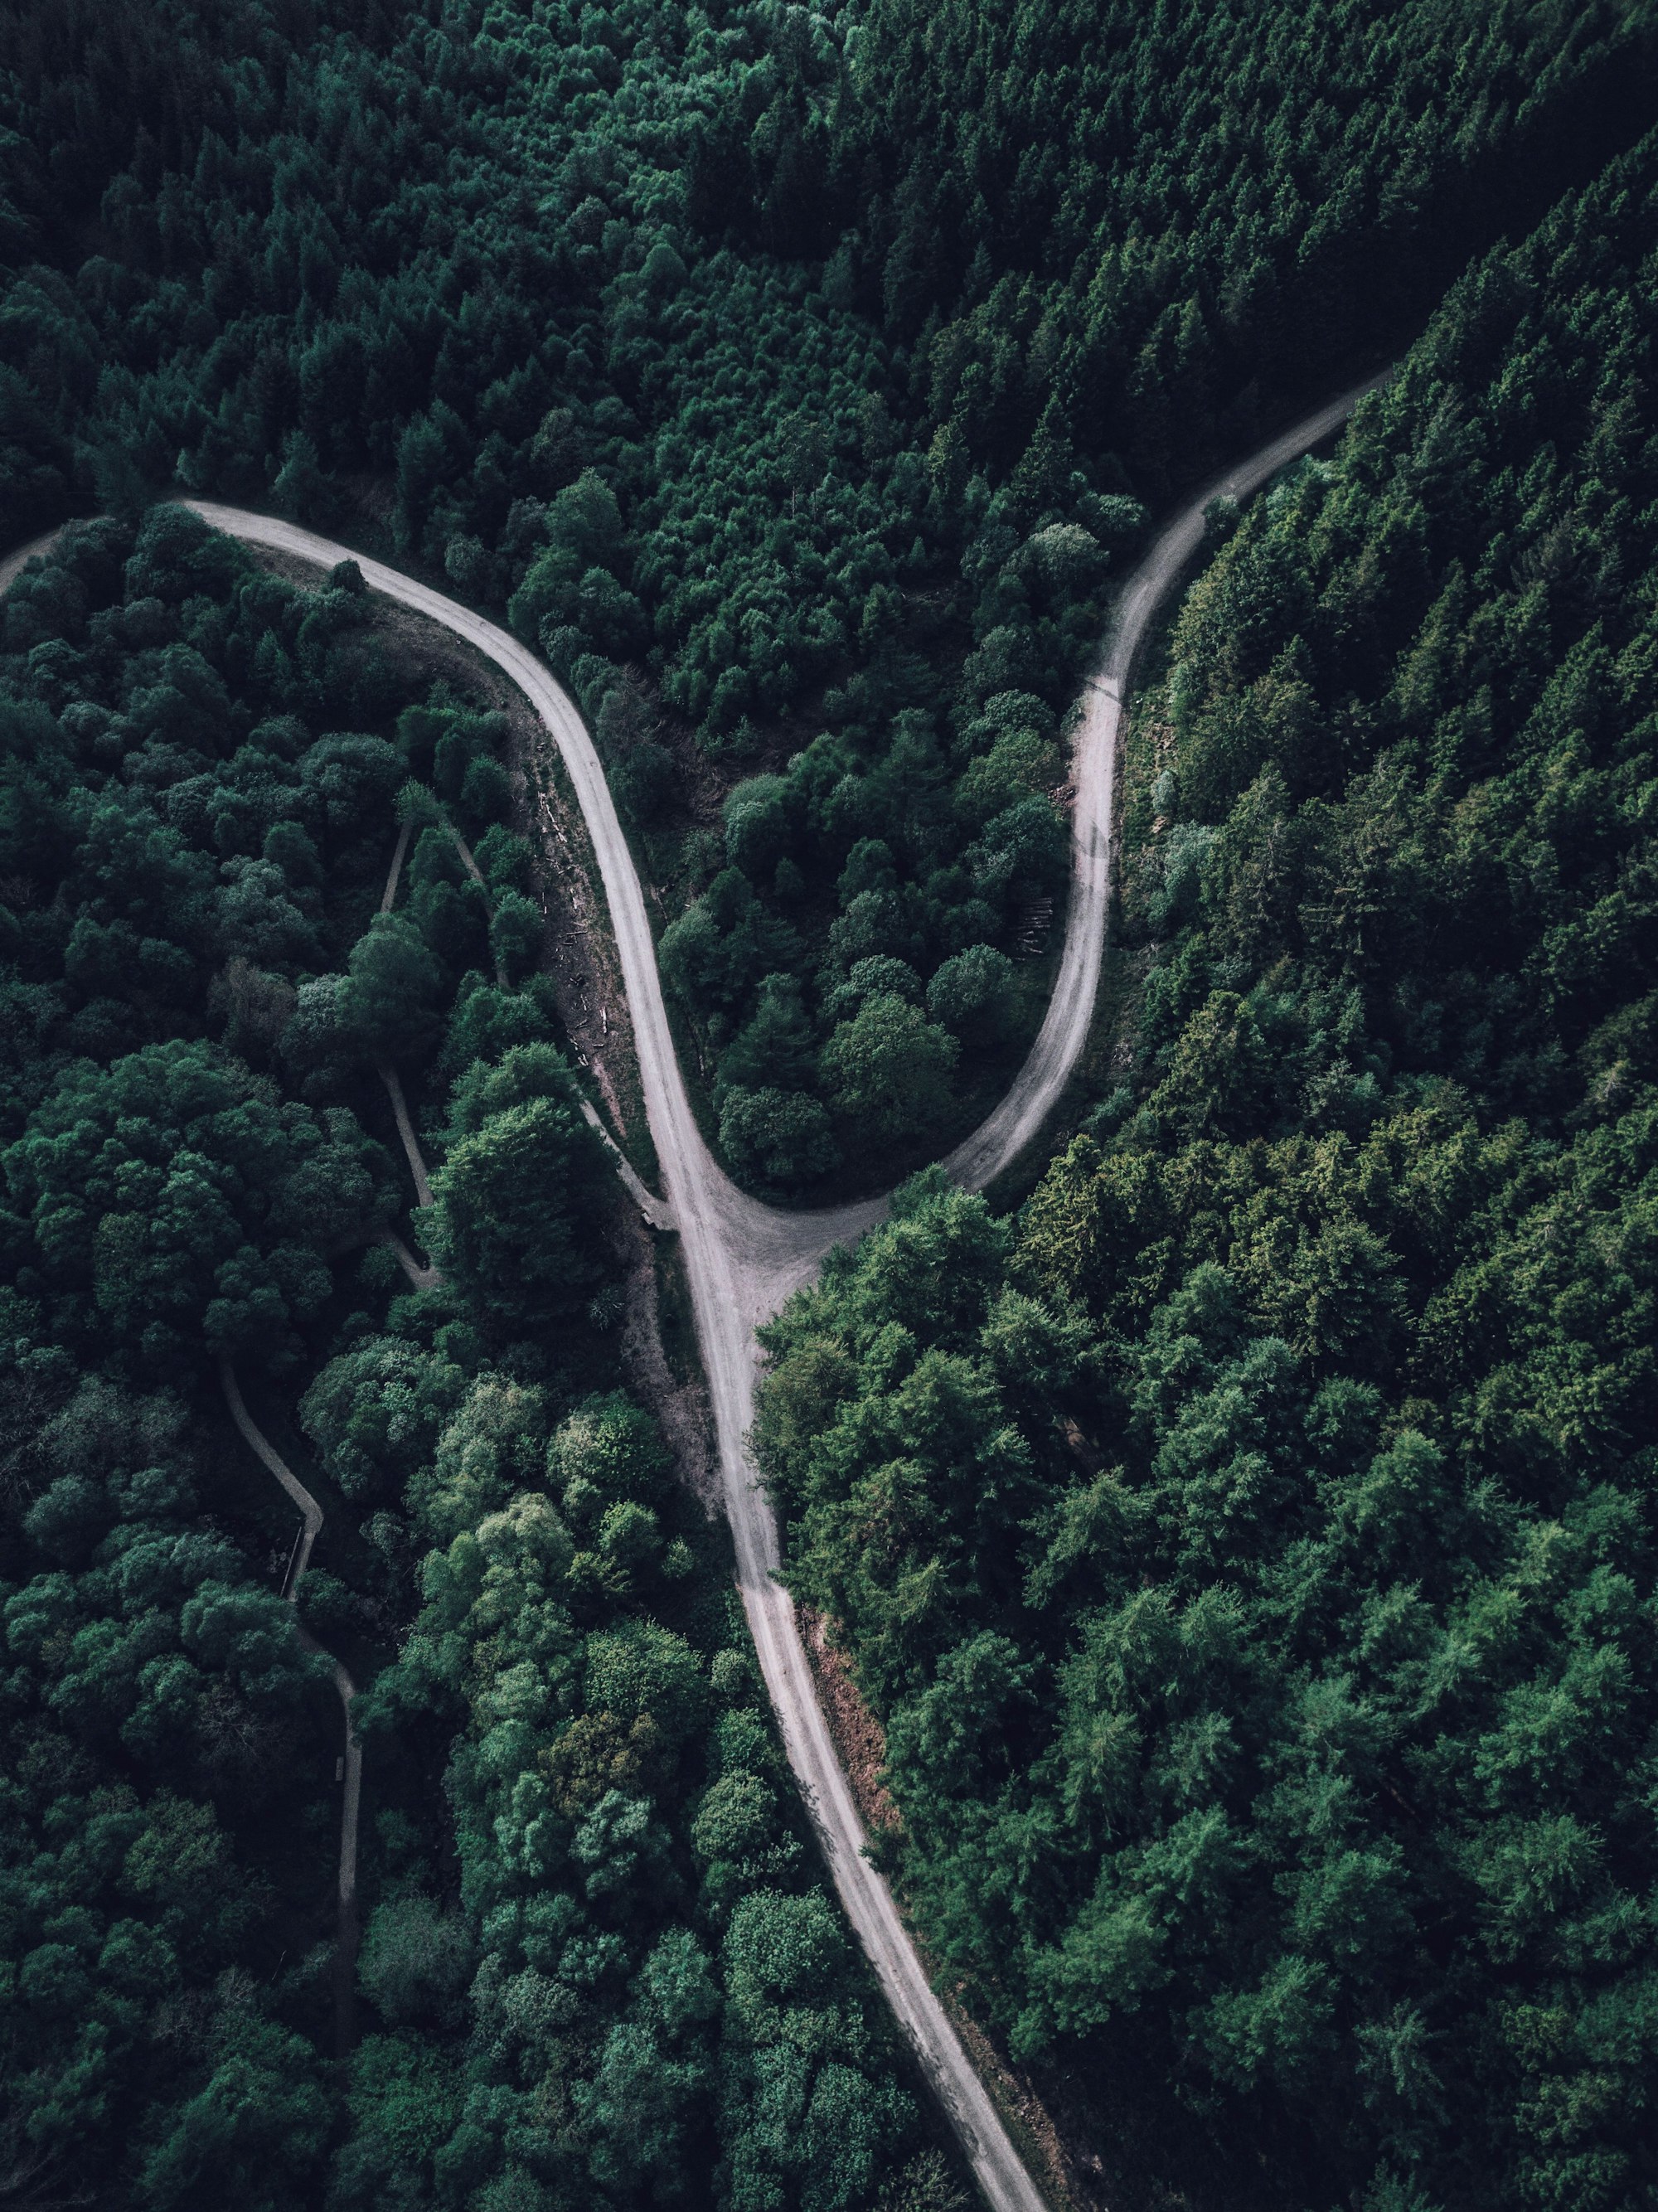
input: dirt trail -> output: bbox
[182,394,1381,2212]
[2,536,371,2035]
[220,1358,361,2054]
[377,1063,434,1210]
[380,817,414,913]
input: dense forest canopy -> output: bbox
[759,130,1658,2212]
[3,2,1658,2210]
[3,0,1656,1190]
[0,505,957,2210]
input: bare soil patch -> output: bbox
[797,1607,1084,2212]
[797,1607,901,1836]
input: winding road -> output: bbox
[190,382,1379,2210]
[0,388,1375,2210]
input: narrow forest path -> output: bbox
[378,1062,435,1210]
[372,818,446,1278]
[185,380,1379,2212]
[220,1357,362,2056]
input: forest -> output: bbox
[2,0,1656,2209]
[3,0,1656,1190]
[0,502,957,2209]
[759,126,1658,2212]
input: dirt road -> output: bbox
[186,400,1377,2211]
[0,528,63,597]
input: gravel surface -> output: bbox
[185,405,1378,2210]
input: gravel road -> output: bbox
[185,405,1378,2210]
[0,529,65,597]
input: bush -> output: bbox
[488,891,541,984]
[719,1086,839,1189]
[358,1897,477,2030]
[926,943,1016,1045]
[819,995,957,1147]
[429,1091,609,1327]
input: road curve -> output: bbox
[0,528,63,598]
[940,377,1384,1198]
[183,393,1377,2212]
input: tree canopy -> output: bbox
[3,0,1651,1192]
[757,133,1658,2212]
[0,436,948,2212]
[6,5,1658,2207]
